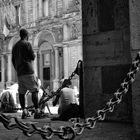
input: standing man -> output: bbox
[12,28,45,119]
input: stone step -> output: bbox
[0,112,134,140]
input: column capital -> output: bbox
[34,49,39,53]
[53,43,62,48]
[6,51,12,55]
[62,43,69,48]
[54,47,59,51]
[1,53,5,56]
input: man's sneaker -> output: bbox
[34,112,48,119]
[21,110,31,119]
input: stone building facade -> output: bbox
[0,0,82,92]
[1,0,140,137]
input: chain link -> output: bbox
[38,70,77,107]
[0,52,140,139]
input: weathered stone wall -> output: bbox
[82,0,132,122]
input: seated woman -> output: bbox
[52,79,80,121]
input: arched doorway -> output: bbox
[39,42,55,90]
[34,30,55,90]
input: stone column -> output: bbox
[53,47,59,90]
[1,54,5,82]
[39,0,42,18]
[25,0,29,23]
[55,47,59,79]
[33,51,38,76]
[63,0,69,12]
[63,23,70,41]
[32,0,37,25]
[7,53,12,82]
[63,22,70,79]
[63,44,69,79]
[52,0,57,17]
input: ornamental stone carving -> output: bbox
[52,27,63,43]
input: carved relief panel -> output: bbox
[52,27,63,43]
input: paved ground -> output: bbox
[0,111,135,140]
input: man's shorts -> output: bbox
[18,74,39,94]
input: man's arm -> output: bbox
[52,92,61,106]
[27,42,35,60]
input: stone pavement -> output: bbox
[0,112,135,140]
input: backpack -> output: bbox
[59,103,81,121]
[0,91,17,113]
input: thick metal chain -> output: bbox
[38,71,76,107]
[0,52,140,139]
[69,52,140,136]
[38,60,82,107]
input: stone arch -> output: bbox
[8,35,19,52]
[34,30,56,89]
[7,35,19,83]
[34,30,56,49]
[39,41,54,52]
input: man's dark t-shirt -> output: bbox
[12,40,35,76]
